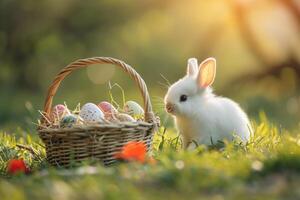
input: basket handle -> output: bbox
[42,57,156,124]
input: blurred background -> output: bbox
[1,0,300,132]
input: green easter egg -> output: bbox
[124,101,144,119]
[60,114,81,128]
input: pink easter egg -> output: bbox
[51,104,70,121]
[98,101,118,117]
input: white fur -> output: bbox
[164,58,252,148]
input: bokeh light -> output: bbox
[87,64,116,85]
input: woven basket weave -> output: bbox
[38,57,158,167]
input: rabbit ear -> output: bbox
[187,58,198,76]
[197,57,216,88]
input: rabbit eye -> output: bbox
[180,95,187,102]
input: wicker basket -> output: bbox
[38,57,158,167]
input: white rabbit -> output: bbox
[164,57,252,148]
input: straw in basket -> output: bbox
[38,57,158,167]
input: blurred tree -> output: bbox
[228,0,300,85]
[0,0,154,91]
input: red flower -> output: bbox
[7,159,29,175]
[115,141,147,163]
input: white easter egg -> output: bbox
[79,103,104,123]
[116,113,136,122]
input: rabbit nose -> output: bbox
[165,102,175,113]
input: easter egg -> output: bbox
[60,114,82,128]
[116,113,136,122]
[98,101,118,117]
[50,104,70,121]
[124,101,144,118]
[79,103,104,123]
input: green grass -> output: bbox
[1,115,300,200]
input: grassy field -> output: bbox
[0,114,300,200]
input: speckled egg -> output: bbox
[98,101,118,117]
[79,103,104,123]
[51,104,70,121]
[60,114,82,128]
[116,113,136,122]
[124,101,144,118]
